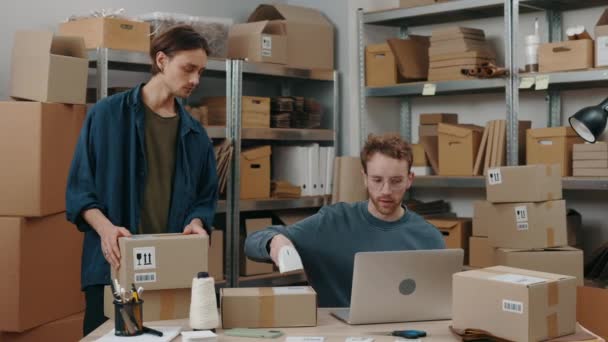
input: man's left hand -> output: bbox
[183,218,208,237]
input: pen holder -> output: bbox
[114,300,144,336]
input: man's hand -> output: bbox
[269,234,294,266]
[98,224,131,269]
[183,218,208,237]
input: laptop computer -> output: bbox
[331,249,464,325]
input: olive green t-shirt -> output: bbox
[139,105,180,234]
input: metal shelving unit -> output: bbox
[89,49,339,289]
[410,176,608,190]
[357,0,608,171]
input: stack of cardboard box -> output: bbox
[0,31,88,341]
[428,27,496,81]
[418,113,458,175]
[470,164,583,286]
[572,142,608,177]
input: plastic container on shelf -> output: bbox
[135,12,233,58]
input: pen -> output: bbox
[143,326,164,337]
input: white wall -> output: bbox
[0,0,283,100]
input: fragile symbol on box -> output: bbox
[134,272,157,283]
[133,247,156,270]
[488,168,502,185]
[502,299,524,314]
[262,35,272,50]
[514,206,528,222]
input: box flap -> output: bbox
[438,123,482,138]
[13,31,54,56]
[251,4,332,27]
[242,145,272,161]
[485,266,575,282]
[230,21,270,36]
[596,9,608,27]
[366,43,391,54]
[428,219,458,230]
[527,126,577,139]
[50,35,86,58]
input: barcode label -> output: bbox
[517,222,529,231]
[502,299,524,314]
[488,168,502,185]
[134,272,157,283]
[262,49,272,57]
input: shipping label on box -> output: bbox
[221,287,317,328]
[485,164,562,203]
[453,266,577,342]
[113,234,208,291]
[486,200,567,249]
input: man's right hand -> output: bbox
[269,234,294,267]
[98,224,132,269]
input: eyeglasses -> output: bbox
[366,175,408,192]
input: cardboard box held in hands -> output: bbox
[10,31,88,104]
[112,234,208,291]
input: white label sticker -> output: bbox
[514,206,528,222]
[422,83,436,96]
[491,273,547,285]
[519,77,535,89]
[517,222,529,231]
[535,75,550,90]
[133,247,156,270]
[262,49,272,57]
[134,272,157,283]
[488,168,502,185]
[502,299,524,314]
[262,35,272,50]
[539,140,554,146]
[286,337,325,342]
[346,337,374,342]
[273,286,311,295]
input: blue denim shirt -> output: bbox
[66,84,218,289]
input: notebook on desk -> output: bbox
[332,249,464,325]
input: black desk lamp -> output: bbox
[568,97,608,143]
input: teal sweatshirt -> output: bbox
[244,201,445,307]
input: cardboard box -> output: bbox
[473,201,493,237]
[241,219,274,276]
[485,164,563,203]
[419,124,438,137]
[411,144,429,167]
[495,247,583,286]
[539,39,594,73]
[221,287,317,328]
[112,234,208,291]
[469,236,495,268]
[573,142,608,153]
[10,31,88,104]
[0,312,83,342]
[428,218,471,263]
[573,168,608,176]
[438,123,483,176]
[227,20,287,64]
[0,213,84,332]
[399,0,450,9]
[573,159,608,168]
[387,36,430,81]
[209,229,224,282]
[365,43,398,87]
[420,113,458,125]
[58,17,150,52]
[248,4,334,70]
[486,200,567,249]
[104,287,190,321]
[453,266,577,342]
[595,10,608,67]
[527,127,584,176]
[577,286,608,339]
[0,102,85,217]
[240,146,271,199]
[573,151,608,160]
[204,96,270,128]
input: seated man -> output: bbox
[245,133,444,307]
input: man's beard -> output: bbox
[368,190,402,216]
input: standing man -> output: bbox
[66,25,218,335]
[245,133,444,307]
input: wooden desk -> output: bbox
[81,308,459,341]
